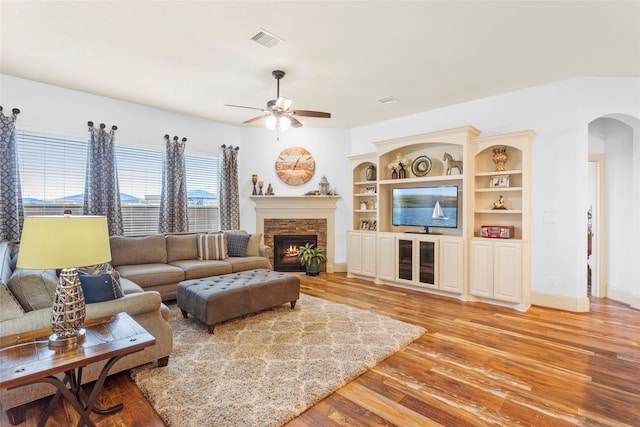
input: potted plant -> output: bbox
[297,242,327,276]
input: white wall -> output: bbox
[0,75,240,155]
[351,77,640,307]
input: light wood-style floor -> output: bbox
[3,273,639,426]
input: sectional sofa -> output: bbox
[108,232,273,300]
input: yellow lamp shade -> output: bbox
[17,215,112,269]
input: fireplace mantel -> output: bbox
[250,195,340,273]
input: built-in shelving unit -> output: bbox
[347,125,536,311]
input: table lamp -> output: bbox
[17,215,111,347]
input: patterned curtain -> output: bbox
[159,135,189,233]
[0,107,23,242]
[84,122,124,235]
[219,144,240,230]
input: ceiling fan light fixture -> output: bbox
[279,115,291,130]
[265,115,277,130]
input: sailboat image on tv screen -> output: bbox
[432,200,449,220]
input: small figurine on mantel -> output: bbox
[266,183,274,195]
[492,195,507,210]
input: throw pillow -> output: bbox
[245,233,263,256]
[226,233,251,257]
[77,263,123,298]
[197,234,228,260]
[78,271,122,304]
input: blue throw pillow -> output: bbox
[78,271,121,303]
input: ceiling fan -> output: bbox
[225,70,331,129]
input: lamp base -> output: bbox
[48,328,86,347]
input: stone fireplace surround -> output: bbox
[250,196,339,273]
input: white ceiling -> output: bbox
[2,1,639,129]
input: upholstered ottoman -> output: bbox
[176,268,300,333]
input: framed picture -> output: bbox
[360,219,370,230]
[370,220,377,231]
[365,186,376,194]
[490,175,510,188]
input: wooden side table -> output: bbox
[0,312,156,427]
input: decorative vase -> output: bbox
[398,163,407,179]
[366,164,377,181]
[492,146,509,171]
[391,168,398,179]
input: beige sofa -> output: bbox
[109,232,273,301]
[0,241,173,424]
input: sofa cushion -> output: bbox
[197,234,227,260]
[110,234,167,267]
[115,263,185,288]
[79,271,123,303]
[8,268,58,311]
[226,233,251,257]
[225,256,272,273]
[170,259,233,280]
[245,233,262,257]
[166,234,198,263]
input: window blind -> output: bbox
[16,130,219,235]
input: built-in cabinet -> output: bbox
[347,231,376,278]
[347,125,535,311]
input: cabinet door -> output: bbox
[494,242,522,303]
[396,238,414,283]
[377,234,395,280]
[469,240,494,298]
[439,239,464,294]
[362,233,377,277]
[347,232,363,275]
[417,238,437,289]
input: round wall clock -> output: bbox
[275,146,316,186]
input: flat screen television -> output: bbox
[392,185,458,233]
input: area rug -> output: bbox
[131,293,425,427]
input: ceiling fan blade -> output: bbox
[290,116,303,128]
[292,110,331,118]
[243,115,266,124]
[225,104,265,112]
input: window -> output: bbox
[16,130,219,235]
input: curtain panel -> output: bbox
[159,135,189,233]
[219,145,240,231]
[0,107,23,241]
[84,122,124,236]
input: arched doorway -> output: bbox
[587,114,639,308]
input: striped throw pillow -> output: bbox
[197,234,228,260]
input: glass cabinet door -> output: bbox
[397,239,413,281]
[418,240,435,285]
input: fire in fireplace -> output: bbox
[273,234,318,272]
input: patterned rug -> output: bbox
[131,293,425,427]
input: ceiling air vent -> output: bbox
[378,96,399,104]
[250,29,284,48]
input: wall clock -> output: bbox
[275,146,315,186]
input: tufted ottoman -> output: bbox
[176,269,300,333]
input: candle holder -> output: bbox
[258,181,264,195]
[252,174,258,195]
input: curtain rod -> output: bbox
[87,121,117,130]
[0,106,20,115]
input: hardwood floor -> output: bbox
[3,273,639,426]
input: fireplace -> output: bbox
[273,235,317,272]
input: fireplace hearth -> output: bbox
[273,235,318,272]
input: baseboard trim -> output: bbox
[530,291,590,312]
[333,262,347,273]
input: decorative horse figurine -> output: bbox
[443,152,463,175]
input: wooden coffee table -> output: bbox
[0,312,156,427]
